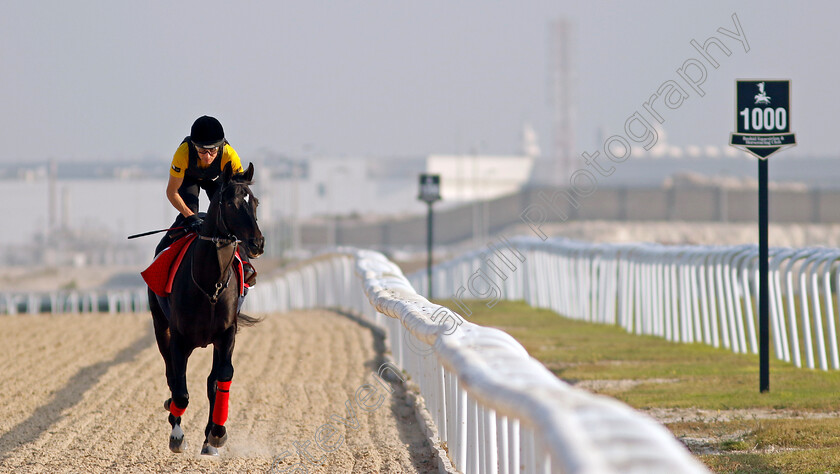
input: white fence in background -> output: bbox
[245,249,707,474]
[0,288,148,315]
[411,236,840,371]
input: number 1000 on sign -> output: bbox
[735,80,791,135]
[739,107,787,132]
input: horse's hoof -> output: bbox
[201,442,220,456]
[169,424,188,453]
[163,398,172,411]
[208,425,227,448]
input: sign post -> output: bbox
[730,80,796,393]
[418,174,441,299]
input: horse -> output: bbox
[147,162,265,456]
[755,81,771,105]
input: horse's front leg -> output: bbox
[202,326,235,455]
[166,331,193,453]
[199,345,225,456]
[149,292,174,402]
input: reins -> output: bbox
[189,241,238,305]
[189,181,243,321]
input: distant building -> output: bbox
[261,151,535,220]
[426,154,534,202]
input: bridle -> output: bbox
[191,181,248,305]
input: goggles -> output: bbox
[195,146,219,156]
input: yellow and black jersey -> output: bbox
[169,139,243,180]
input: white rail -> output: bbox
[413,236,840,371]
[0,289,148,315]
[246,249,708,474]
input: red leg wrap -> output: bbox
[170,400,186,417]
[212,381,232,426]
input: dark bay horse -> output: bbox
[148,162,264,456]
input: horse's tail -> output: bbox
[237,312,263,331]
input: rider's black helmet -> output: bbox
[190,116,225,148]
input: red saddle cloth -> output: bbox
[142,234,198,297]
[141,234,249,298]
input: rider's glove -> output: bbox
[184,214,203,232]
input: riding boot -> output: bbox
[242,261,257,287]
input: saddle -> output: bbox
[142,234,198,297]
[141,233,253,298]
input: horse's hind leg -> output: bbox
[202,326,235,455]
[166,332,193,453]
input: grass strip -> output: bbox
[441,299,840,473]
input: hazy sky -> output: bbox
[1,0,837,163]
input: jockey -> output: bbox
[156,115,256,287]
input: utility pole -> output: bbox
[418,174,441,299]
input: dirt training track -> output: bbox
[2,310,438,473]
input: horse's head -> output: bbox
[209,162,265,258]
